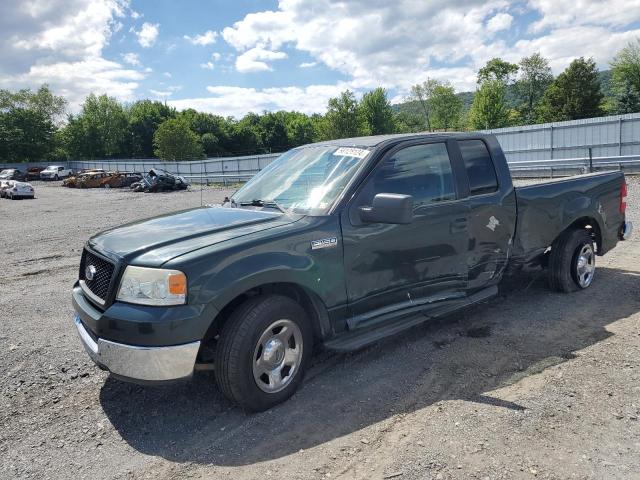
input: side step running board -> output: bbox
[323,286,498,352]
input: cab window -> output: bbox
[458,140,498,195]
[360,143,456,207]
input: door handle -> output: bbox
[450,218,467,233]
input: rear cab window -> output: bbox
[458,139,498,195]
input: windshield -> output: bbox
[0,170,9,175]
[45,166,58,171]
[231,145,371,215]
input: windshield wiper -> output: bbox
[239,199,287,213]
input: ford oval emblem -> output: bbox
[85,264,97,281]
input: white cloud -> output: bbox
[200,62,214,70]
[169,83,349,118]
[487,12,513,33]
[200,52,222,70]
[527,0,640,33]
[163,71,172,78]
[235,47,287,73]
[130,10,142,20]
[122,52,140,66]
[136,22,159,48]
[220,0,640,95]
[184,30,218,46]
[300,61,317,68]
[0,0,145,110]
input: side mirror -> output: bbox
[358,193,414,224]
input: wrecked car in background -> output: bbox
[3,180,35,199]
[0,169,25,181]
[63,170,106,188]
[25,167,45,180]
[130,169,189,192]
[101,172,142,188]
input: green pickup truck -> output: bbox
[72,133,632,411]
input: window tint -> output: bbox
[458,140,498,195]
[362,143,455,206]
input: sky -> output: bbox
[1,0,639,118]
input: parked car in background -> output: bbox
[0,169,25,181]
[25,167,45,180]
[40,165,72,181]
[130,169,189,192]
[4,181,34,199]
[100,172,143,188]
[0,180,13,197]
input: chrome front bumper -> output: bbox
[74,315,200,382]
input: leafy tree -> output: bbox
[153,117,203,160]
[360,87,395,134]
[282,111,318,147]
[321,90,366,139]
[611,38,640,96]
[469,80,510,130]
[226,121,263,155]
[613,80,640,114]
[515,53,553,123]
[65,94,129,158]
[257,112,290,151]
[180,109,231,156]
[0,85,66,161]
[127,100,175,157]
[393,111,425,133]
[537,57,604,122]
[478,58,519,84]
[430,83,463,131]
[406,78,440,131]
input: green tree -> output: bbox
[127,100,175,157]
[406,78,440,131]
[611,38,640,95]
[65,94,128,158]
[0,85,66,162]
[360,87,395,135]
[478,58,519,84]
[153,117,203,160]
[515,53,553,123]
[322,90,366,139]
[469,80,510,130]
[282,111,318,147]
[537,57,604,122]
[430,83,463,131]
[613,80,640,114]
[257,112,290,152]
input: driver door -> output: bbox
[340,140,469,329]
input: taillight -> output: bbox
[620,181,627,214]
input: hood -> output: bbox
[89,206,300,267]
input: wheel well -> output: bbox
[566,216,602,253]
[202,283,330,345]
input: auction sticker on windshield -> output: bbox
[333,147,370,159]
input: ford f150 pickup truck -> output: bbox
[72,133,632,411]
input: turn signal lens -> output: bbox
[168,273,187,295]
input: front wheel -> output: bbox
[548,229,595,292]
[214,295,313,411]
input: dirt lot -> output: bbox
[1,179,639,480]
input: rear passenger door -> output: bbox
[458,139,515,290]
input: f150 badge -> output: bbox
[311,237,338,250]
[486,216,500,231]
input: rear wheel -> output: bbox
[548,229,595,292]
[214,295,313,411]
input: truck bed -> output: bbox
[511,171,625,264]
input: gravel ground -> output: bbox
[1,177,639,480]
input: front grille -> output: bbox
[80,249,115,303]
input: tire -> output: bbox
[547,228,596,293]
[214,295,313,412]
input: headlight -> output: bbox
[116,266,187,306]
